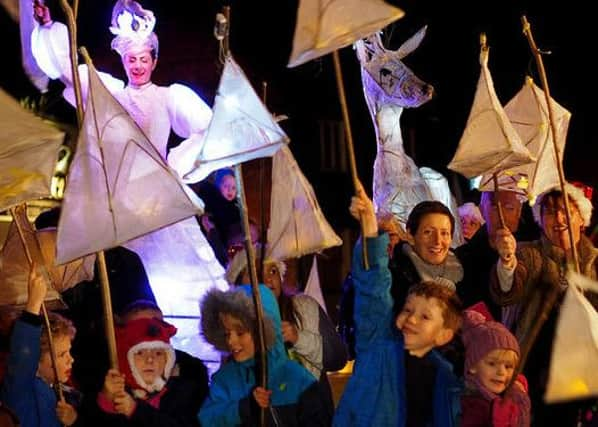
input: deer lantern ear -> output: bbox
[397,26,428,60]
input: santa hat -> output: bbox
[461,309,520,375]
[116,318,176,393]
[532,182,594,227]
[109,0,159,58]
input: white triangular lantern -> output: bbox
[478,77,570,203]
[545,271,598,403]
[288,0,404,67]
[304,256,327,313]
[181,56,288,183]
[56,62,204,264]
[267,146,341,261]
[0,87,63,210]
[448,47,535,178]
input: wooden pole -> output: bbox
[78,46,120,369]
[9,205,64,404]
[59,0,120,370]
[59,0,83,129]
[521,16,579,273]
[507,16,581,390]
[258,81,269,282]
[219,6,267,425]
[332,50,369,269]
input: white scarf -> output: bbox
[403,244,463,290]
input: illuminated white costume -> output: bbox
[28,1,228,365]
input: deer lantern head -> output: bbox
[356,26,434,109]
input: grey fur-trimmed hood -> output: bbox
[200,287,276,352]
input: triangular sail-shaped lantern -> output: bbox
[478,77,570,203]
[0,87,63,210]
[0,205,95,308]
[56,62,204,264]
[448,46,534,178]
[287,0,404,67]
[266,146,342,261]
[304,256,327,313]
[545,271,598,403]
[181,56,288,183]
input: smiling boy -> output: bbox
[333,183,463,427]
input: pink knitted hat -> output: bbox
[461,309,520,373]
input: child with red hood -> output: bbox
[90,317,202,427]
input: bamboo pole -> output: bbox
[58,1,119,370]
[481,34,509,257]
[258,81,269,282]
[521,16,579,273]
[332,50,369,269]
[72,0,79,21]
[78,46,119,369]
[507,16,580,390]
[218,6,267,426]
[58,0,83,128]
[9,205,64,404]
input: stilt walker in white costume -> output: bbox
[25,0,229,365]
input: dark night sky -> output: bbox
[1,1,596,228]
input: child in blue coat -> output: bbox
[334,183,463,427]
[1,265,81,427]
[198,284,328,426]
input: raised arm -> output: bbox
[349,183,396,350]
[0,265,48,425]
[25,1,124,104]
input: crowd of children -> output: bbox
[2,175,598,427]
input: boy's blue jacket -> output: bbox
[199,284,326,426]
[1,316,62,427]
[333,234,462,427]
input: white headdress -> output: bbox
[109,0,159,58]
[532,182,594,227]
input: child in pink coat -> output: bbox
[460,307,531,426]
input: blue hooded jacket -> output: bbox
[199,284,327,426]
[1,316,63,427]
[333,234,462,427]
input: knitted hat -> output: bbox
[109,0,159,58]
[457,202,485,225]
[116,318,177,393]
[461,309,520,374]
[532,182,594,227]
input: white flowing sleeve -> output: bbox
[31,21,124,107]
[166,83,213,179]
[31,21,71,82]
